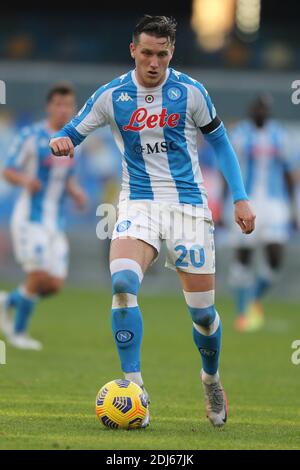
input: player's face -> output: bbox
[250,102,271,127]
[130,33,174,88]
[47,94,76,129]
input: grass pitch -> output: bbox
[0,288,299,450]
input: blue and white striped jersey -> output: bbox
[5,121,75,231]
[57,68,221,210]
[230,120,291,201]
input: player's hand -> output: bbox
[234,200,256,234]
[23,176,41,193]
[49,137,74,158]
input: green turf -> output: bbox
[0,288,300,450]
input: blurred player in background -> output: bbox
[0,84,86,350]
[229,95,297,332]
[49,15,255,428]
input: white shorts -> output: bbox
[11,221,69,278]
[112,199,215,274]
[231,199,290,248]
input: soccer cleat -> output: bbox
[201,370,228,428]
[247,301,265,331]
[8,333,43,351]
[234,315,249,332]
[0,291,13,338]
[140,385,150,428]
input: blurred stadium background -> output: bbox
[1,0,300,299]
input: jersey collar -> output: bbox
[131,68,170,91]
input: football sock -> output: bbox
[110,258,144,374]
[14,287,38,334]
[184,290,222,376]
[253,264,278,301]
[253,276,271,300]
[229,261,254,316]
[6,287,22,309]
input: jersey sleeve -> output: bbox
[52,87,110,146]
[190,82,221,134]
[4,128,35,170]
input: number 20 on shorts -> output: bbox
[175,244,205,268]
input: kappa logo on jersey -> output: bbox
[117,92,133,102]
[173,70,181,80]
[123,107,180,132]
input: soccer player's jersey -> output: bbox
[59,68,221,212]
[230,120,290,202]
[5,121,74,231]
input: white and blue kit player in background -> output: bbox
[228,95,297,332]
[50,16,256,428]
[0,84,86,350]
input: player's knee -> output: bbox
[28,272,49,296]
[189,305,216,327]
[183,290,217,327]
[268,254,282,271]
[36,276,63,296]
[46,278,64,295]
[110,259,143,297]
[237,248,252,266]
[111,271,140,295]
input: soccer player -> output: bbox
[49,16,255,428]
[0,84,86,350]
[229,95,297,332]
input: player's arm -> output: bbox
[284,169,299,230]
[192,83,255,234]
[203,123,255,234]
[280,131,299,230]
[66,175,87,209]
[3,168,41,193]
[49,88,108,158]
[2,133,41,193]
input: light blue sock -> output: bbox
[192,322,222,375]
[110,261,143,374]
[234,286,253,316]
[112,306,143,372]
[253,276,271,300]
[187,304,222,375]
[6,288,22,309]
[14,289,37,334]
[229,262,254,317]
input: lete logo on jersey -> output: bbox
[123,107,180,132]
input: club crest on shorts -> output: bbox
[116,220,131,232]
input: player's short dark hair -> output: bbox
[46,83,76,103]
[133,15,177,45]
